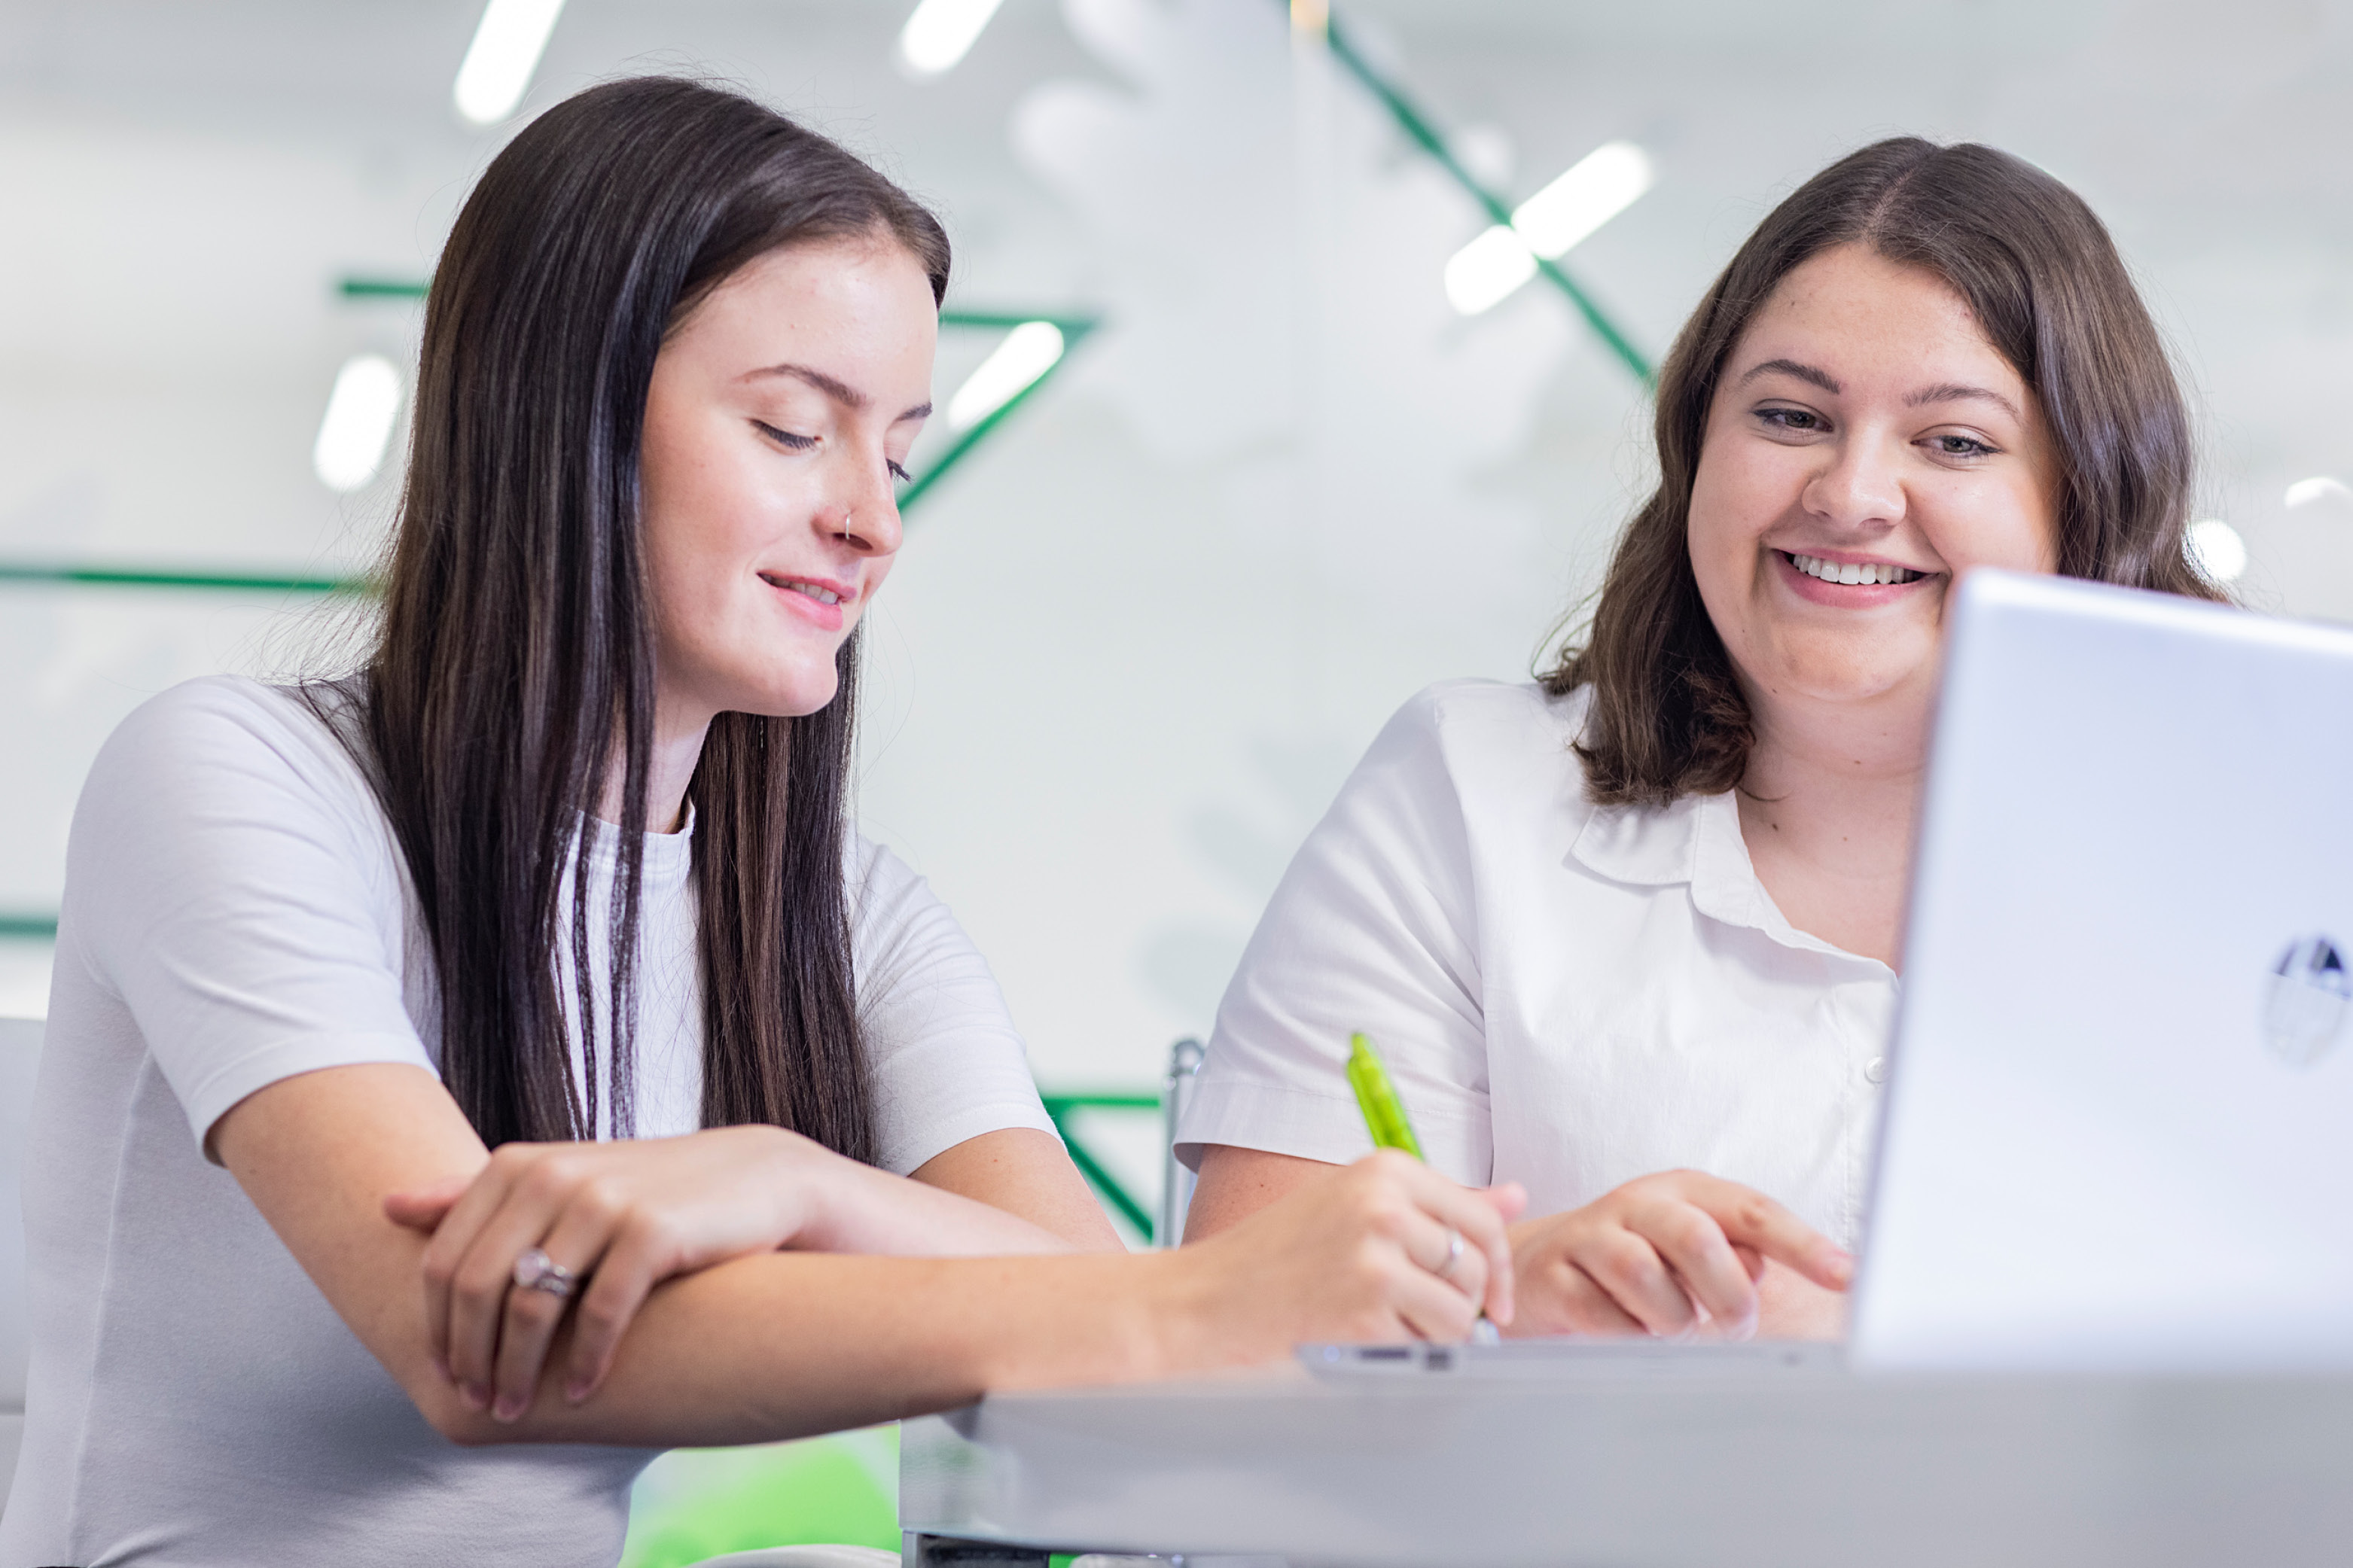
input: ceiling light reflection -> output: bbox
[1444,226,1538,316]
[314,355,404,493]
[1512,141,1654,259]
[454,0,567,126]
[947,321,1064,431]
[898,0,1007,78]
[1445,140,1652,317]
[2186,518,2248,583]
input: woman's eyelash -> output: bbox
[753,420,815,450]
[757,419,910,481]
[1755,407,1998,460]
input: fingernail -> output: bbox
[460,1381,489,1411]
[565,1377,593,1405]
[492,1393,523,1423]
[432,1355,450,1383]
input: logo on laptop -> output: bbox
[2265,936,2351,1067]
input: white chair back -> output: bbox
[0,1014,41,1510]
[1159,1037,1204,1248]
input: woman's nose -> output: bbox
[824,452,905,559]
[1802,433,1906,531]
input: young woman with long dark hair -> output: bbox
[1178,138,2223,1341]
[0,78,1519,1566]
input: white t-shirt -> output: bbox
[1175,679,1895,1248]
[0,676,1058,1568]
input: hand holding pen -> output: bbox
[1347,1032,1513,1339]
[1346,1031,1849,1341]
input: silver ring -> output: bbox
[512,1246,577,1300]
[1439,1227,1465,1279]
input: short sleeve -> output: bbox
[1176,684,1492,1186]
[850,840,1058,1176]
[62,678,436,1157]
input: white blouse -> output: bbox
[1175,678,1895,1249]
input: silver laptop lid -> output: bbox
[1852,569,2353,1371]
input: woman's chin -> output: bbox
[1755,644,1934,709]
[719,668,843,720]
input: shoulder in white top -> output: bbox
[1175,677,1894,1249]
[0,674,1056,1568]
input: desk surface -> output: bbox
[901,1357,2353,1567]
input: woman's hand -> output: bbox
[1164,1150,1528,1362]
[1504,1169,1852,1341]
[386,1125,851,1422]
[386,1126,1094,1423]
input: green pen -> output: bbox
[1346,1031,1424,1158]
[1349,1031,1499,1341]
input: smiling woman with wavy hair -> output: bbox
[1180,136,2222,1345]
[1556,136,2220,809]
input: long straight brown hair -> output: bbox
[342,78,948,1155]
[1547,137,2223,808]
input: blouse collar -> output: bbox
[1570,789,1883,970]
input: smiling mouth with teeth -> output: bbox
[761,574,843,606]
[1782,551,1925,587]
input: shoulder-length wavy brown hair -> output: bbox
[1544,136,2222,808]
[327,78,948,1158]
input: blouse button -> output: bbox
[1864,1057,1888,1085]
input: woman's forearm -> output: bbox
[434,1149,1524,1447]
[806,1156,1080,1257]
[220,1064,1513,1452]
[427,1248,1184,1447]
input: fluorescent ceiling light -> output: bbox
[453,0,567,126]
[947,321,1064,431]
[897,0,1007,78]
[2285,476,2351,508]
[1444,226,1538,316]
[1445,140,1653,316]
[1512,142,1654,258]
[314,355,404,493]
[2186,518,2248,583]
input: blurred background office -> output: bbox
[10,0,2353,1199]
[5,0,2353,1554]
[6,0,2353,1213]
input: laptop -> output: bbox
[1310,569,2353,1380]
[1852,568,2353,1371]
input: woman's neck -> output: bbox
[1732,685,1930,968]
[598,702,712,836]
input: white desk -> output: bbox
[901,1358,2353,1566]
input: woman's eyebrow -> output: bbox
[743,361,930,422]
[1906,382,2023,422]
[1736,358,1841,395]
